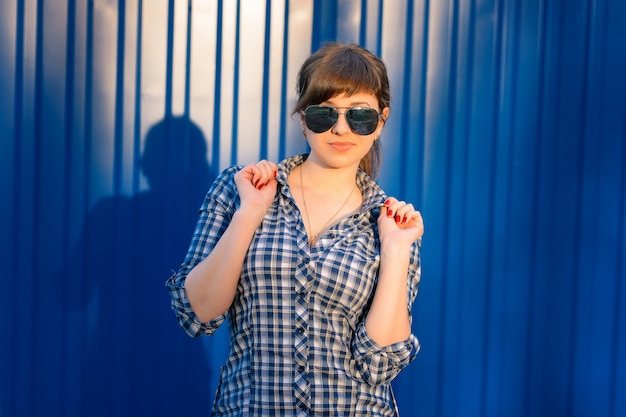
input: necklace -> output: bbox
[299,164,357,246]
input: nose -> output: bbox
[331,111,351,134]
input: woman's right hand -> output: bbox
[234,160,278,218]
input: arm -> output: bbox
[350,198,423,384]
[185,160,278,323]
[365,197,424,346]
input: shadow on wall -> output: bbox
[57,116,224,416]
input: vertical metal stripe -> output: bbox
[566,0,594,412]
[375,0,383,56]
[63,0,76,272]
[9,3,25,416]
[614,73,626,417]
[482,0,506,414]
[416,0,430,207]
[398,0,415,193]
[60,2,77,412]
[165,0,175,116]
[114,2,126,196]
[532,0,560,413]
[212,0,223,170]
[231,0,241,165]
[435,1,460,414]
[133,0,143,194]
[183,0,193,193]
[511,1,522,410]
[572,0,603,414]
[521,0,539,411]
[359,0,367,45]
[259,0,272,159]
[184,0,192,116]
[278,0,289,160]
[311,1,336,51]
[490,0,517,412]
[26,1,46,412]
[83,0,95,327]
[527,0,542,412]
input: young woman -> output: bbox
[167,42,424,416]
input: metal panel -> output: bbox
[1,0,624,416]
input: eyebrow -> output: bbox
[323,100,373,107]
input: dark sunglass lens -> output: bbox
[305,106,338,133]
[346,108,380,135]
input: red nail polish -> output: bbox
[395,215,401,223]
[383,198,390,206]
[402,215,407,224]
[273,170,277,178]
[387,209,393,217]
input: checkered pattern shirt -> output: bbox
[166,154,421,416]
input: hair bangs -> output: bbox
[309,52,381,104]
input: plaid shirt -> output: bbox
[166,154,421,416]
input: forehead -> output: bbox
[323,92,379,109]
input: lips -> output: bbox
[329,142,355,152]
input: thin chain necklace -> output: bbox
[299,164,357,246]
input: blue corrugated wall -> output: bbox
[1,1,625,416]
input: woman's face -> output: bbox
[301,92,389,171]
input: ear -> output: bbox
[300,114,308,137]
[381,107,390,122]
[374,107,390,138]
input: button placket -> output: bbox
[293,264,311,413]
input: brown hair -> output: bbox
[293,43,390,179]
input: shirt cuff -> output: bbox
[165,273,227,337]
[351,322,420,384]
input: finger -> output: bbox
[382,197,422,225]
[384,199,409,222]
[404,210,424,228]
[251,160,277,188]
[393,203,415,224]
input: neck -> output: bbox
[299,159,358,193]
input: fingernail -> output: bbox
[402,215,407,224]
[387,209,393,217]
[383,199,390,206]
[273,170,277,178]
[395,215,401,223]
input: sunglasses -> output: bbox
[301,105,383,136]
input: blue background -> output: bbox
[1,1,625,416]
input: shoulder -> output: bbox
[201,164,245,211]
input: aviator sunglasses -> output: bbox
[301,105,383,136]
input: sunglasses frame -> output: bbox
[301,105,383,136]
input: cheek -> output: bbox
[361,137,377,151]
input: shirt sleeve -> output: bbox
[165,165,242,338]
[351,239,422,385]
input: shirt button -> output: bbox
[298,402,308,410]
[296,327,305,334]
[298,365,305,372]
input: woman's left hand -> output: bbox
[378,197,424,246]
